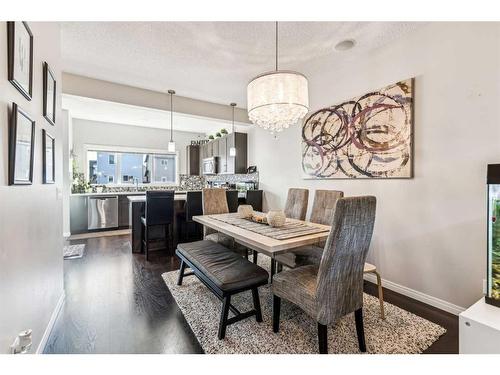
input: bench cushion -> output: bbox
[177,240,269,293]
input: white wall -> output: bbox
[71,118,205,178]
[248,22,500,311]
[0,22,64,353]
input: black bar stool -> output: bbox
[141,190,174,261]
[226,190,239,213]
[177,191,203,241]
[245,190,263,212]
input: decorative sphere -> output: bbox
[237,205,254,219]
[267,210,286,227]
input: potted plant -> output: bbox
[215,132,222,138]
[220,128,228,135]
[208,135,214,140]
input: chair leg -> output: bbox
[375,271,385,320]
[277,263,283,273]
[354,308,367,352]
[317,323,328,354]
[218,295,231,340]
[252,288,263,322]
[270,258,276,283]
[145,225,149,261]
[177,260,186,286]
[252,250,258,264]
[273,295,281,333]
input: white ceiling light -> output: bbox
[247,22,309,133]
[229,102,237,157]
[168,89,176,152]
[334,39,356,51]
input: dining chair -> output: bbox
[177,191,203,241]
[202,188,248,257]
[284,188,309,220]
[226,190,239,213]
[272,196,377,354]
[245,190,263,212]
[141,190,175,261]
[275,190,343,270]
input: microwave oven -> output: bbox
[202,157,218,175]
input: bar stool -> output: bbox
[141,190,174,261]
[177,191,203,241]
[226,190,239,213]
[245,190,263,212]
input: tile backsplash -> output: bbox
[88,173,259,193]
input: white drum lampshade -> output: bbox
[247,70,309,132]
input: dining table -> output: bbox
[193,212,331,275]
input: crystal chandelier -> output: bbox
[247,22,309,133]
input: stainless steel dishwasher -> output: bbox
[87,195,119,230]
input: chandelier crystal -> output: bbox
[247,22,309,132]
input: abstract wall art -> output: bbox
[302,78,414,179]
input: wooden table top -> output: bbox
[193,213,331,257]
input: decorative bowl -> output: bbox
[237,205,254,219]
[267,210,286,228]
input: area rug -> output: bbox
[63,244,86,259]
[162,259,446,354]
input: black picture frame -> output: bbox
[42,129,55,184]
[7,21,34,101]
[43,62,56,125]
[9,103,35,185]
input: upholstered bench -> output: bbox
[176,240,269,339]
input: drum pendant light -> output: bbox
[247,21,309,133]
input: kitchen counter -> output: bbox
[71,190,197,197]
[127,194,187,202]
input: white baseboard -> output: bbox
[36,291,65,354]
[364,273,465,316]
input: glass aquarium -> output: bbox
[486,164,500,307]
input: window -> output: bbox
[86,148,177,186]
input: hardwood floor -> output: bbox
[45,234,458,354]
[45,235,203,354]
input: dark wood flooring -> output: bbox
[44,234,458,354]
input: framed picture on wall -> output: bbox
[9,103,35,185]
[42,129,55,184]
[7,22,34,101]
[43,62,56,125]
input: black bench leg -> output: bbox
[355,308,367,352]
[273,295,281,333]
[177,260,187,286]
[318,323,328,354]
[251,288,263,322]
[218,295,231,340]
[252,250,258,264]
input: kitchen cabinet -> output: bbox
[118,195,130,227]
[218,136,227,173]
[186,145,200,175]
[70,195,88,234]
[200,132,248,174]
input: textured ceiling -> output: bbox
[61,22,421,107]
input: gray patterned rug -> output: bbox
[63,244,85,259]
[162,258,446,354]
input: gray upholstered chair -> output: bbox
[202,188,248,257]
[284,188,309,220]
[272,196,377,354]
[275,190,344,270]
